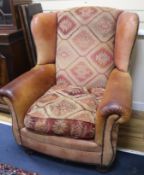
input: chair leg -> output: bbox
[96,164,112,173]
[22,146,35,155]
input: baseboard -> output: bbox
[0,121,12,126]
[138,29,144,36]
[132,101,144,111]
[118,147,144,156]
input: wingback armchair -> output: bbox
[0,6,139,169]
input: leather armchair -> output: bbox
[0,6,139,170]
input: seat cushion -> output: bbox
[24,85,104,139]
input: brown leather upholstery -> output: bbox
[114,12,139,71]
[0,64,56,128]
[96,68,132,144]
[0,6,139,170]
[31,13,57,64]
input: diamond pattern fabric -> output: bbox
[56,7,122,88]
[24,85,105,139]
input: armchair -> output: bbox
[0,6,139,169]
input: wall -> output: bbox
[14,0,144,111]
[13,0,144,31]
[131,36,144,111]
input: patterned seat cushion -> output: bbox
[24,85,105,139]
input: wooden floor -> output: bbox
[0,112,12,123]
[0,110,144,152]
[118,110,144,152]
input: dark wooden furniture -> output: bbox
[0,0,17,29]
[0,29,30,111]
[18,3,42,66]
[0,29,30,81]
[0,0,33,112]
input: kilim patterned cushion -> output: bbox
[24,85,104,139]
[56,7,122,88]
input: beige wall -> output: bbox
[14,0,144,111]
[131,37,144,111]
[33,0,144,29]
[14,0,144,28]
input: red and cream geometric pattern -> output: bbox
[56,7,122,88]
[24,85,105,139]
[89,12,116,42]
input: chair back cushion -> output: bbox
[56,7,122,88]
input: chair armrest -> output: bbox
[97,68,132,123]
[0,64,56,127]
[95,68,132,144]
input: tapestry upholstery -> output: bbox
[24,85,104,139]
[25,7,122,139]
[56,7,122,88]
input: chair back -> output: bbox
[56,7,122,88]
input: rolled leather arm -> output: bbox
[0,64,56,127]
[96,68,132,144]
